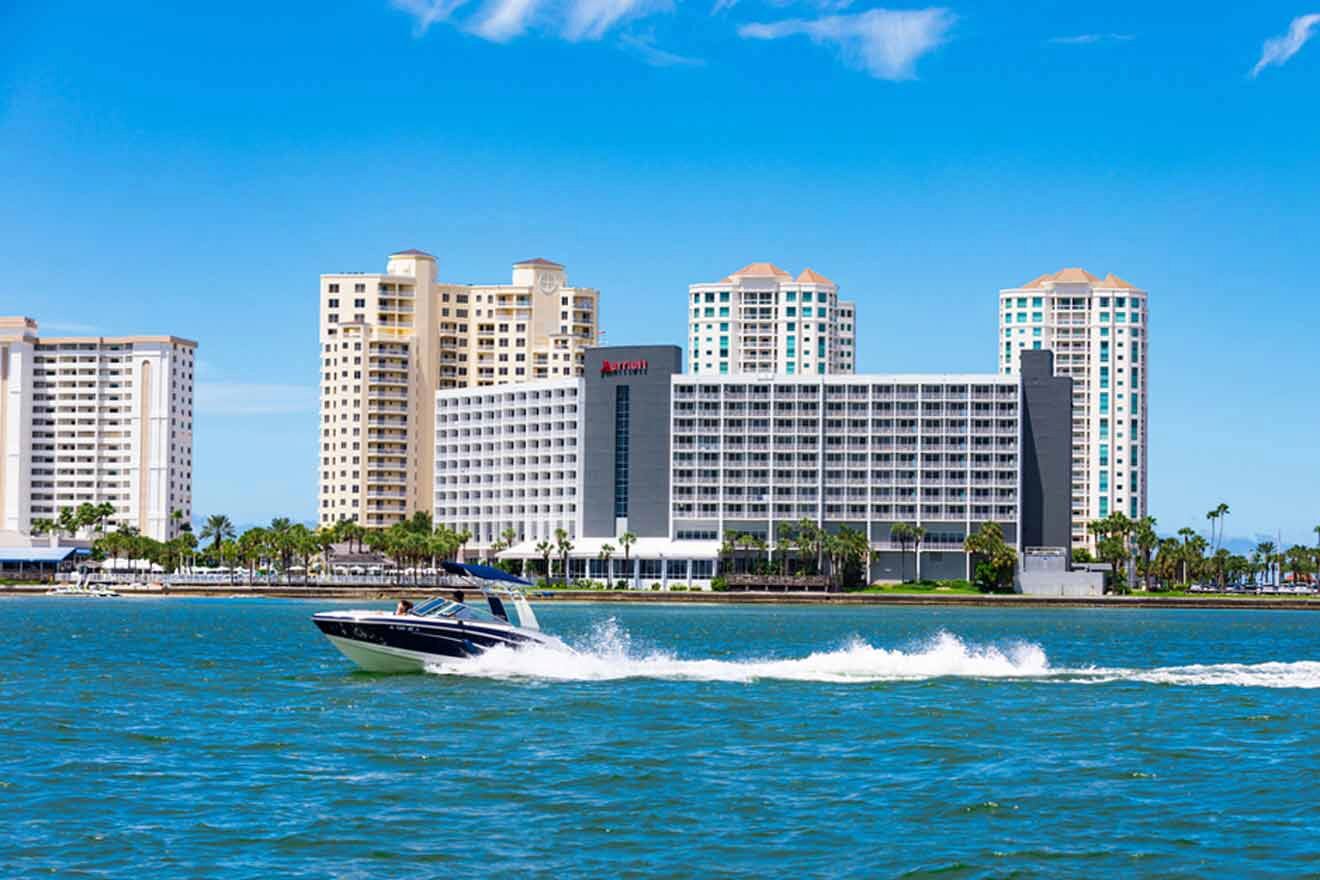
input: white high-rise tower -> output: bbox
[998,269,1149,551]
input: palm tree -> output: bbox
[597,543,615,584]
[891,523,913,582]
[911,525,926,583]
[199,514,236,554]
[1176,527,1196,585]
[535,540,554,584]
[794,518,823,574]
[1133,516,1158,591]
[56,506,78,539]
[774,533,793,576]
[554,527,574,586]
[964,521,1017,592]
[1255,540,1277,587]
[618,531,637,585]
[1206,503,1230,553]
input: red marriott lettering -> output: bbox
[601,359,648,376]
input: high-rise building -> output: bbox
[318,250,599,528]
[0,316,196,542]
[688,263,856,375]
[998,269,1149,550]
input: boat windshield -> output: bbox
[410,597,500,623]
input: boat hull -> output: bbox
[313,611,561,672]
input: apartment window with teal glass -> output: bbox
[1033,341,1042,349]
[1130,497,1138,517]
[1032,297,1042,307]
[1116,297,1126,307]
[1017,312,1027,322]
[1131,367,1140,386]
[817,323,825,333]
[1130,312,1139,323]
[786,363,795,375]
[1100,418,1109,440]
[1004,342,1011,356]
[719,322,728,331]
[719,292,729,303]
[802,307,813,317]
[1100,327,1109,337]
[1100,341,1109,362]
[1131,341,1139,362]
[1100,497,1109,516]
[818,363,825,374]
[705,292,715,303]
[786,307,797,317]
[704,307,714,317]
[1033,327,1041,337]
[785,291,796,302]
[719,362,728,375]
[1099,297,1109,307]
[1099,470,1109,491]
[692,293,700,303]
[719,335,728,346]
[1130,393,1138,410]
[719,307,729,317]
[787,322,796,333]
[1099,312,1109,322]
[1131,446,1138,467]
[1100,367,1110,389]
[802,292,812,302]
[818,339,826,357]
[1031,312,1042,322]
[1100,444,1109,466]
[1005,314,1013,324]
[1016,297,1027,307]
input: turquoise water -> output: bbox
[2,598,1318,878]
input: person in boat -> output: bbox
[395,598,414,616]
[452,590,465,606]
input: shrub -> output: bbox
[710,575,729,592]
[671,584,688,592]
[614,579,629,590]
[651,582,663,591]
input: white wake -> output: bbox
[422,621,1320,688]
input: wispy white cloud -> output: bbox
[470,0,544,41]
[1047,33,1134,46]
[195,383,318,416]
[619,32,705,65]
[1251,13,1320,78]
[739,7,955,80]
[391,0,474,34]
[394,0,664,43]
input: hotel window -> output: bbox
[1099,312,1110,322]
[1032,297,1042,307]
[803,292,812,302]
[354,283,365,293]
[720,292,730,303]
[613,386,630,517]
[1016,297,1026,307]
[1100,367,1109,389]
[328,298,340,308]
[720,307,729,317]
[705,293,715,303]
[1017,313,1027,322]
[786,292,796,302]
[1031,312,1042,322]
[328,284,340,293]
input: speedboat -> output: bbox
[312,562,567,672]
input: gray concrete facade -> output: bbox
[1019,350,1073,550]
[581,346,682,539]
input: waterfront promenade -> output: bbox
[3,579,1318,609]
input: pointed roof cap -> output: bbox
[514,258,564,268]
[730,262,791,278]
[390,248,435,259]
[795,268,835,285]
[1100,273,1137,290]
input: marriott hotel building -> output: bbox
[435,346,1073,587]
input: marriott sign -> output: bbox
[600,359,649,376]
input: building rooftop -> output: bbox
[514,258,564,268]
[1018,268,1140,291]
[729,262,791,279]
[390,248,435,259]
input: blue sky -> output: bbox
[2,1,1318,544]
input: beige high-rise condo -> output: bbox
[688,263,857,375]
[318,250,600,529]
[0,317,196,542]
[998,269,1149,550]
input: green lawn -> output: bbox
[851,580,984,595]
